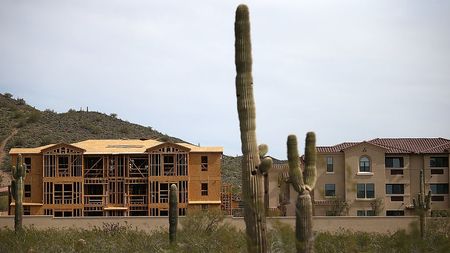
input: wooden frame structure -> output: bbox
[9,139,223,217]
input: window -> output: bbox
[357,210,375,216]
[201,183,208,196]
[24,206,30,215]
[326,157,333,173]
[324,184,336,197]
[431,169,444,174]
[386,184,404,195]
[430,184,449,194]
[201,204,209,210]
[24,157,32,173]
[385,157,404,168]
[58,156,69,176]
[390,169,404,175]
[357,183,375,199]
[25,185,31,198]
[201,156,208,171]
[391,196,404,201]
[159,183,169,203]
[54,183,73,204]
[431,196,444,201]
[430,157,448,167]
[359,156,371,172]
[386,210,404,216]
[431,210,449,217]
[163,155,175,176]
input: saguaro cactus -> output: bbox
[412,168,431,239]
[169,184,178,245]
[287,133,317,253]
[235,4,272,252]
[11,154,27,232]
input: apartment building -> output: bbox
[270,138,450,217]
[8,139,222,217]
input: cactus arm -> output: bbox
[303,132,317,191]
[11,179,16,200]
[169,184,178,245]
[425,190,431,210]
[258,144,272,174]
[258,144,269,157]
[259,157,273,174]
[287,135,304,193]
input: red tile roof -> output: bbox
[317,138,450,154]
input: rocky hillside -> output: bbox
[0,92,178,185]
[0,92,241,187]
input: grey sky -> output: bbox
[1,0,449,158]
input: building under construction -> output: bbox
[9,139,222,217]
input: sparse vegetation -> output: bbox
[0,215,449,252]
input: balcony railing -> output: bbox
[129,196,147,205]
[84,196,105,206]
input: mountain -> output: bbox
[0,92,241,187]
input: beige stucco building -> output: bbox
[270,138,450,217]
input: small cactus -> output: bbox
[412,168,431,239]
[169,184,178,245]
[11,154,27,232]
[287,133,317,253]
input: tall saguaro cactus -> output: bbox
[412,168,431,239]
[234,4,272,252]
[169,184,178,245]
[287,133,317,253]
[11,154,27,232]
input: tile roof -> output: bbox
[317,138,450,154]
[317,142,358,153]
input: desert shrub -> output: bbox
[81,123,101,135]
[44,108,56,114]
[12,109,24,119]
[110,113,117,118]
[40,136,55,146]
[119,126,130,134]
[16,98,26,105]
[0,195,8,211]
[16,119,27,128]
[176,209,246,252]
[26,111,41,124]
[268,220,296,253]
[3,92,13,98]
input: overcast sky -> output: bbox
[1,0,449,158]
